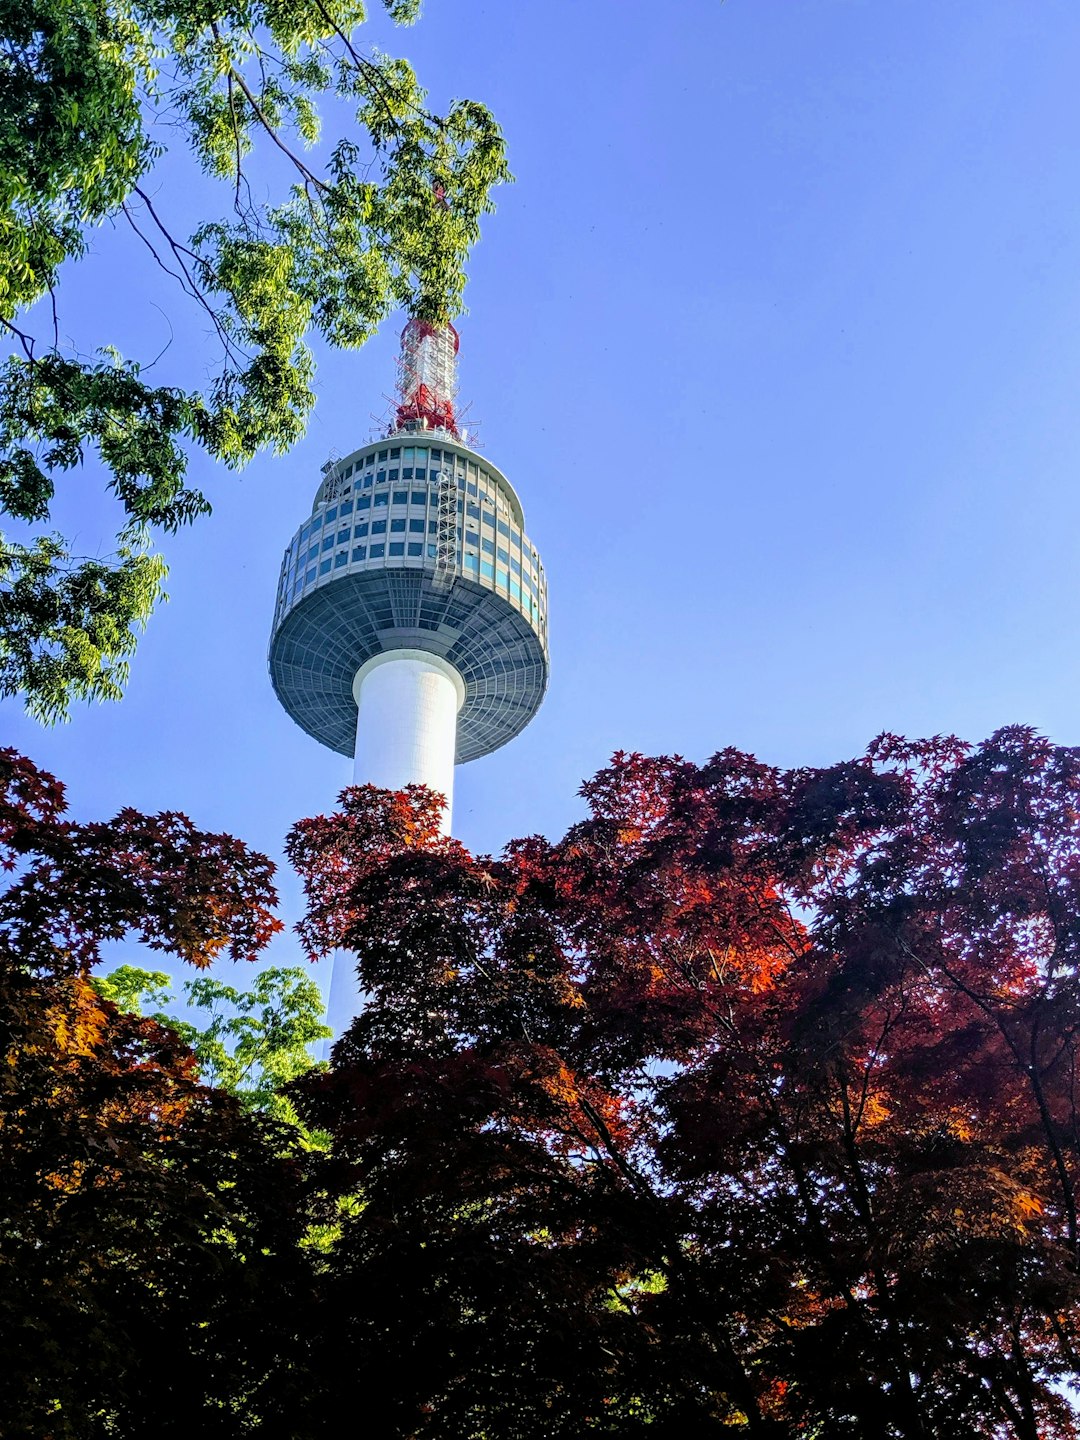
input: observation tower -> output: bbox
[268,320,549,1029]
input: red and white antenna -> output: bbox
[393,318,460,437]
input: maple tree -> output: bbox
[287,728,1080,1438]
[0,748,312,1438]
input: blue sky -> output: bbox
[5,0,1080,999]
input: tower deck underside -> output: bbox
[270,568,547,762]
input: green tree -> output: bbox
[0,0,509,721]
[93,962,332,1136]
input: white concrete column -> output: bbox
[351,649,465,833]
[323,651,465,1052]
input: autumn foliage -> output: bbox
[288,728,1080,1438]
[6,729,1080,1436]
[0,750,308,1439]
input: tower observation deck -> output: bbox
[269,318,550,831]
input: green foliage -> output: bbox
[94,961,331,1140]
[90,962,173,1013]
[0,0,509,720]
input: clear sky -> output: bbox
[5,0,1080,1000]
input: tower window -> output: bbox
[325,506,338,523]
[369,543,385,558]
[390,518,406,532]
[407,542,423,556]
[392,490,408,505]
[402,467,413,479]
[357,496,371,510]
[334,552,347,568]
[371,519,387,534]
[322,536,334,552]
[339,499,353,516]
[389,447,400,459]
[337,528,350,544]
[415,467,426,480]
[354,523,368,539]
[319,559,332,575]
[374,493,388,507]
[388,469,399,482]
[408,518,425,533]
[388,542,405,556]
[411,491,426,506]
[352,546,367,561]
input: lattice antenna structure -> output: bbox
[393,319,460,437]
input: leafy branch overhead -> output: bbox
[0,0,510,718]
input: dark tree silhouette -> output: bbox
[289,729,1080,1438]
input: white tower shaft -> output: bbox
[323,650,465,1043]
[351,650,465,833]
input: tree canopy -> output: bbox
[0,747,310,1437]
[6,729,1080,1435]
[0,0,508,721]
[287,727,1080,1437]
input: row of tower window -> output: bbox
[294,547,537,603]
[325,448,535,553]
[305,488,537,569]
[285,525,544,599]
[293,486,544,593]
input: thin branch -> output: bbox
[123,189,250,368]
